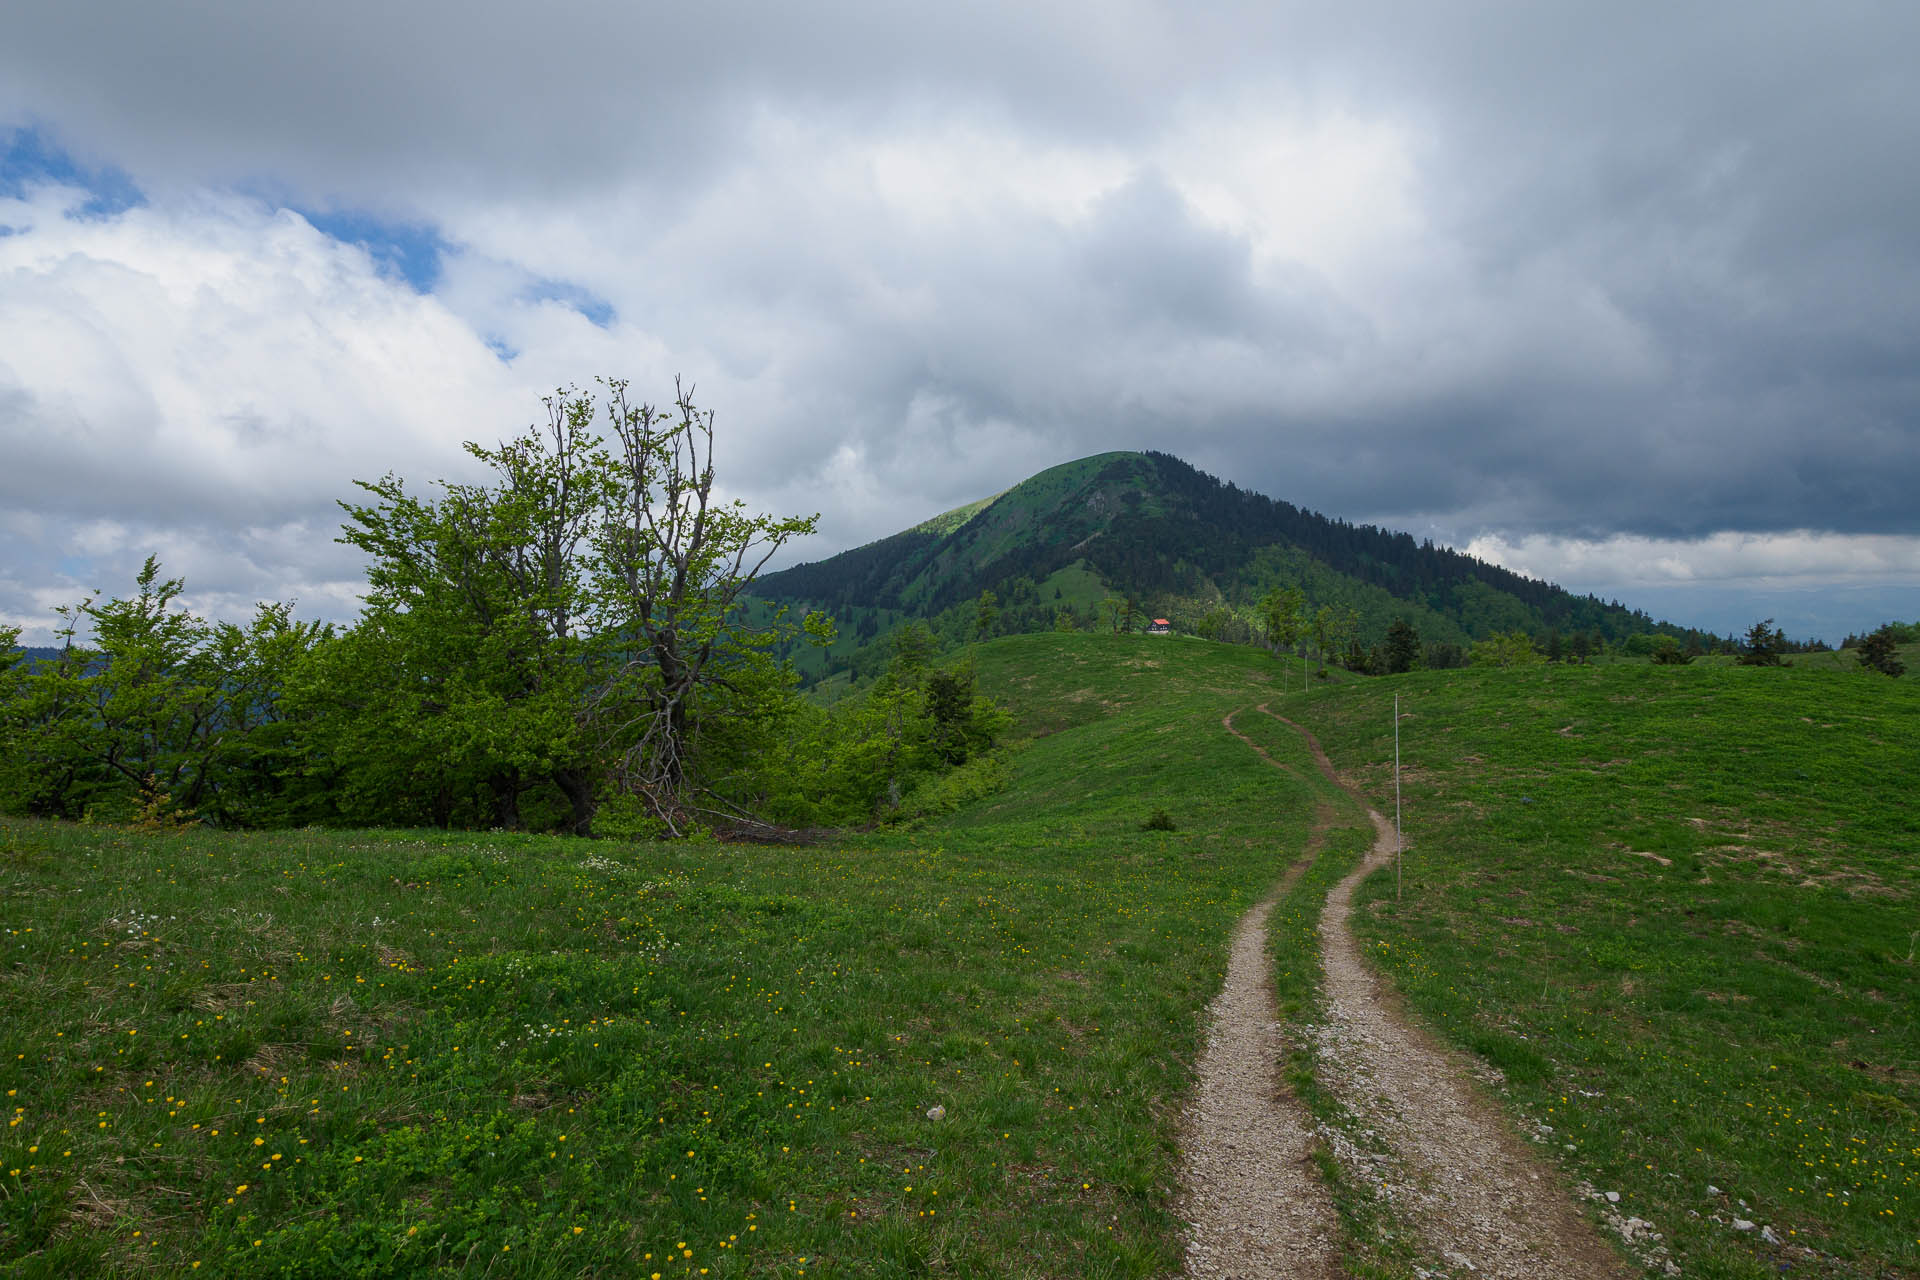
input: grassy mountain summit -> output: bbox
[757,450,1683,679]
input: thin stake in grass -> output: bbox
[1394,693,1403,902]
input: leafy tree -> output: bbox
[1470,630,1545,668]
[1053,607,1078,632]
[1310,605,1335,672]
[190,603,334,826]
[1196,606,1234,641]
[1,562,328,825]
[336,394,612,831]
[1381,618,1421,674]
[1331,606,1360,665]
[568,379,829,829]
[0,602,106,818]
[1260,586,1304,655]
[332,380,825,835]
[0,625,20,717]
[1649,635,1692,665]
[889,621,936,675]
[282,618,476,828]
[76,559,225,816]
[0,625,36,810]
[974,590,1000,640]
[749,643,1008,826]
[1856,626,1906,677]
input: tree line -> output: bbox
[0,383,1009,835]
[1050,593,1898,682]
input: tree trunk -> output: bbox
[488,771,522,830]
[553,767,597,837]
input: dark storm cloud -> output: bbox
[2,1,1917,642]
[0,1,1255,207]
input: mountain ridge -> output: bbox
[755,450,1695,678]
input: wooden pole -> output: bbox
[1394,693,1403,900]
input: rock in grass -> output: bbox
[926,1104,946,1122]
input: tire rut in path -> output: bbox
[1258,704,1633,1280]
[1179,710,1342,1279]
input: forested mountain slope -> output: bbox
[755,451,1683,679]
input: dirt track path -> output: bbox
[1178,712,1342,1279]
[1258,705,1633,1280]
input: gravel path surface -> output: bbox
[1178,710,1342,1277]
[1264,706,1634,1280]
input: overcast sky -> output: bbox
[4,1,1916,645]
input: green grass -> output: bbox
[969,631,1281,740]
[1033,561,1109,617]
[1285,661,1920,1277]
[13,634,1910,1277]
[0,634,1323,1278]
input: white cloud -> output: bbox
[0,184,561,640]
[0,185,530,515]
[1467,530,1920,592]
[1461,530,1920,644]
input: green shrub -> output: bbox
[1140,808,1177,832]
[591,791,671,841]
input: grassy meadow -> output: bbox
[1288,660,1919,1278]
[0,635,1361,1278]
[5,631,1914,1278]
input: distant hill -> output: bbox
[7,646,66,669]
[766,451,1698,681]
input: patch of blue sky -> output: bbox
[0,125,145,217]
[54,554,96,584]
[293,206,453,293]
[524,279,616,328]
[484,336,521,363]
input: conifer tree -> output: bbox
[1739,618,1787,666]
[1857,627,1906,676]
